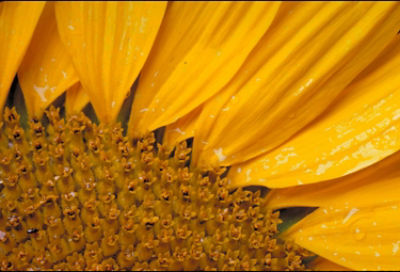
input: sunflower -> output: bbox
[0,1,400,271]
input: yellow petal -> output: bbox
[192,2,400,170]
[228,33,400,188]
[0,1,45,112]
[163,106,202,149]
[65,82,89,114]
[55,1,167,123]
[128,2,281,138]
[266,151,400,209]
[311,257,351,271]
[285,205,400,271]
[18,2,79,117]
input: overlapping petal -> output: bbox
[55,1,167,123]
[65,82,89,114]
[192,2,400,171]
[0,1,45,112]
[311,257,350,271]
[266,151,400,209]
[228,33,400,188]
[163,106,202,148]
[128,1,281,138]
[285,204,400,270]
[18,2,79,117]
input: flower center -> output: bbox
[0,107,312,271]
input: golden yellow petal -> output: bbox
[266,151,400,209]
[55,1,167,123]
[163,106,202,149]
[228,34,400,188]
[128,2,281,138]
[0,1,45,112]
[18,2,79,117]
[285,205,400,271]
[192,2,400,170]
[65,82,89,114]
[311,257,351,271]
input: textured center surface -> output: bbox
[0,107,311,271]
